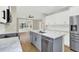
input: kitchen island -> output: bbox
[30,30,64,52]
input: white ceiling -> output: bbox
[17,6,70,16]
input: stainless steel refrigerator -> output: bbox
[70,15,79,51]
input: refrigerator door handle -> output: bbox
[72,39,79,42]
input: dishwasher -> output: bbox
[42,35,63,52]
[42,36,53,52]
[0,33,22,52]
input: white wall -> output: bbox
[45,10,70,46]
[69,7,79,16]
[16,7,46,31]
[5,6,17,33]
[45,6,79,47]
[0,24,5,34]
[0,6,8,34]
[45,10,69,32]
[16,6,45,20]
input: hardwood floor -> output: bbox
[19,32,38,52]
[19,32,73,52]
[64,45,73,52]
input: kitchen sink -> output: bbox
[39,31,46,33]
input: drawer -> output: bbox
[70,39,79,51]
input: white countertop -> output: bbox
[0,32,18,34]
[31,30,65,39]
[0,37,22,52]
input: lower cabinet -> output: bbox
[41,36,63,52]
[32,33,36,46]
[30,32,63,52]
[53,37,63,52]
[34,34,42,51]
[42,36,53,52]
[30,32,42,51]
[30,32,33,42]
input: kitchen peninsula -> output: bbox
[30,30,64,52]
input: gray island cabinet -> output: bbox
[30,31,64,52]
[30,32,42,51]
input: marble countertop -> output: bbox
[0,37,22,52]
[0,32,18,34]
[30,30,65,39]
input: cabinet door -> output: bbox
[31,32,41,51]
[32,33,35,44]
[30,32,33,43]
[35,35,41,51]
[42,36,53,52]
[76,15,79,25]
[53,37,63,52]
[42,36,48,52]
[69,16,74,25]
[32,33,37,46]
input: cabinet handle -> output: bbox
[35,37,37,41]
[71,39,79,42]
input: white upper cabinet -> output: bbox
[18,18,33,32]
